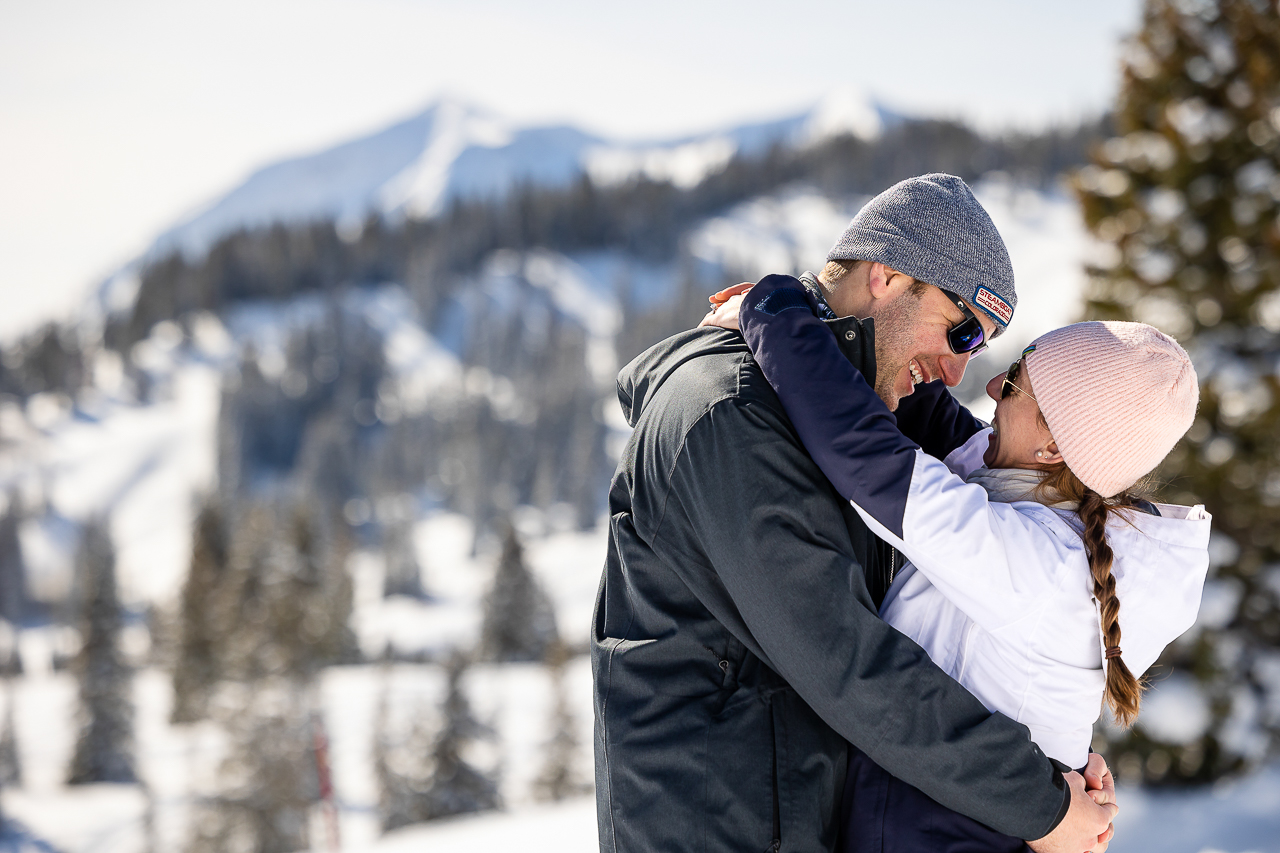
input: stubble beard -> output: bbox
[871,292,924,412]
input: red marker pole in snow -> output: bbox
[312,713,341,852]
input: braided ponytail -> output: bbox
[1036,464,1146,728]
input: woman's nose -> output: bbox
[985,373,1003,401]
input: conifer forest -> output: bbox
[0,1,1278,850]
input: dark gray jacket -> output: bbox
[592,312,1069,852]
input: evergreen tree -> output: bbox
[0,497,26,675]
[68,520,136,784]
[382,515,426,599]
[422,654,500,820]
[171,500,228,723]
[1075,0,1280,783]
[215,500,356,683]
[532,645,589,802]
[373,681,434,832]
[186,681,315,853]
[477,525,559,663]
[279,503,358,674]
[0,681,20,787]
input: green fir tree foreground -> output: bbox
[1076,0,1280,784]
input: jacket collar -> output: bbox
[798,270,878,390]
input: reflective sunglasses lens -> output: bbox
[949,318,986,354]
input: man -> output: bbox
[592,174,1116,853]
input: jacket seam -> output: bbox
[648,353,750,540]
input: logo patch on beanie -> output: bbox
[974,287,1013,326]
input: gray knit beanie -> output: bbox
[827,173,1016,335]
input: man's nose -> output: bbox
[938,352,969,387]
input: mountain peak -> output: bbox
[801,88,892,145]
[144,92,897,263]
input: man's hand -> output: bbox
[1083,752,1116,804]
[1082,752,1117,847]
[1027,771,1118,853]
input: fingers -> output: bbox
[1069,770,1118,822]
[1083,753,1118,815]
[1083,753,1113,790]
[709,282,753,306]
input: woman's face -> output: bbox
[982,360,1058,469]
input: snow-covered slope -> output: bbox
[149,91,898,261]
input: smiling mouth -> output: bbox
[909,360,924,385]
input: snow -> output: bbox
[1108,763,1280,853]
[377,100,516,219]
[3,284,472,613]
[135,93,898,281]
[585,137,738,190]
[798,87,888,145]
[0,653,598,853]
[7,359,222,610]
[146,98,592,260]
[689,185,866,279]
[351,511,605,662]
[5,157,1276,850]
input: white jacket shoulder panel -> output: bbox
[856,450,1080,632]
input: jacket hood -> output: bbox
[1097,503,1212,676]
[616,328,750,428]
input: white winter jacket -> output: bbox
[869,430,1211,767]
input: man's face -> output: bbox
[868,274,997,411]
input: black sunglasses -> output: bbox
[938,290,988,356]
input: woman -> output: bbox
[702,275,1211,853]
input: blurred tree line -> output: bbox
[0,112,1109,405]
[0,100,1127,848]
[1078,0,1280,785]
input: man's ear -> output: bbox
[866,263,906,301]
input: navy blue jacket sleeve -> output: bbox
[892,379,988,461]
[740,275,917,538]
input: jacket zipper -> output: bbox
[887,546,899,588]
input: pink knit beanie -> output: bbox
[1023,321,1199,498]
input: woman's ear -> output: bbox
[1037,440,1064,466]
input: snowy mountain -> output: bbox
[149,91,898,260]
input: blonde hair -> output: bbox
[818,259,858,285]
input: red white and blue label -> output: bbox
[974,286,1013,326]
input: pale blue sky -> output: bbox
[0,0,1143,339]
